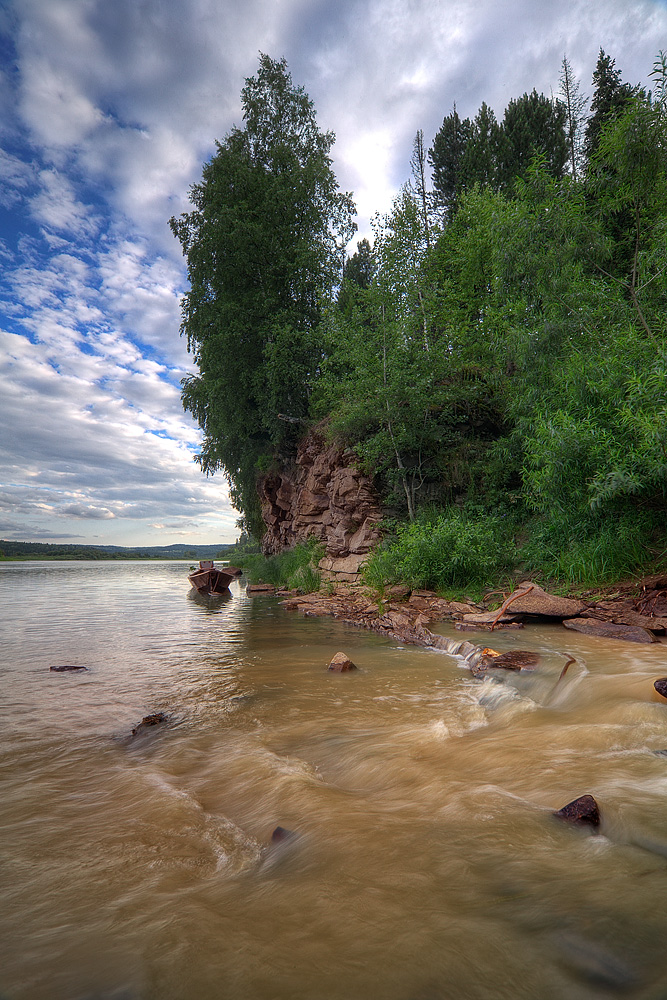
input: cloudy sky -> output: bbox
[1,0,665,547]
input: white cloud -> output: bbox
[2,0,667,546]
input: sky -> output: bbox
[1,0,666,548]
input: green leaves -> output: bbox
[170,55,356,531]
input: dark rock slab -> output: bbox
[328,651,358,672]
[653,678,667,701]
[246,584,276,594]
[49,664,88,672]
[583,601,667,632]
[563,618,658,644]
[554,794,600,829]
[132,712,168,735]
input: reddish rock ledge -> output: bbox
[258,425,382,582]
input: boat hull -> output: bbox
[188,566,235,595]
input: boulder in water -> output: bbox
[554,794,600,829]
[49,664,88,672]
[328,651,358,672]
[132,712,168,735]
[653,678,667,702]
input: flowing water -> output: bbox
[2,561,667,1000]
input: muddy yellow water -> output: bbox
[2,562,667,999]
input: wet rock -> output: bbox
[49,664,88,672]
[554,794,600,829]
[328,651,358,672]
[132,712,168,735]
[246,583,276,594]
[224,565,243,577]
[469,648,540,678]
[653,678,667,702]
[488,650,540,671]
[271,825,296,843]
[563,618,658,644]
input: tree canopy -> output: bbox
[173,50,667,586]
[170,54,355,533]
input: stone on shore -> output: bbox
[554,794,600,828]
[563,618,658,644]
[501,582,586,618]
[328,651,358,672]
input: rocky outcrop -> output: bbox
[259,427,382,581]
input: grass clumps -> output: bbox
[362,508,516,594]
[242,537,324,593]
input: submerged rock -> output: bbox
[328,651,358,672]
[271,826,296,843]
[563,618,658,644]
[552,931,638,992]
[554,794,600,829]
[132,712,168,735]
[49,664,88,672]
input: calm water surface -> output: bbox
[2,561,667,1000]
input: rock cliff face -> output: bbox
[258,428,382,581]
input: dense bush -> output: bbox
[363,509,516,592]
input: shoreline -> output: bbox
[279,576,667,675]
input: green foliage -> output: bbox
[584,49,636,165]
[362,509,516,592]
[171,55,356,532]
[172,50,667,594]
[243,538,324,592]
[519,510,662,587]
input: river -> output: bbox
[1,560,667,999]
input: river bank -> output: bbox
[279,575,667,670]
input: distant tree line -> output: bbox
[172,50,667,586]
[0,541,233,561]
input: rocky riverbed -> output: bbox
[278,577,667,676]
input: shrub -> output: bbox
[243,538,324,592]
[363,509,516,592]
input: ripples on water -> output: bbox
[2,561,667,999]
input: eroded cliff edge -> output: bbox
[258,427,382,581]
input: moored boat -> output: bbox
[187,560,236,596]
